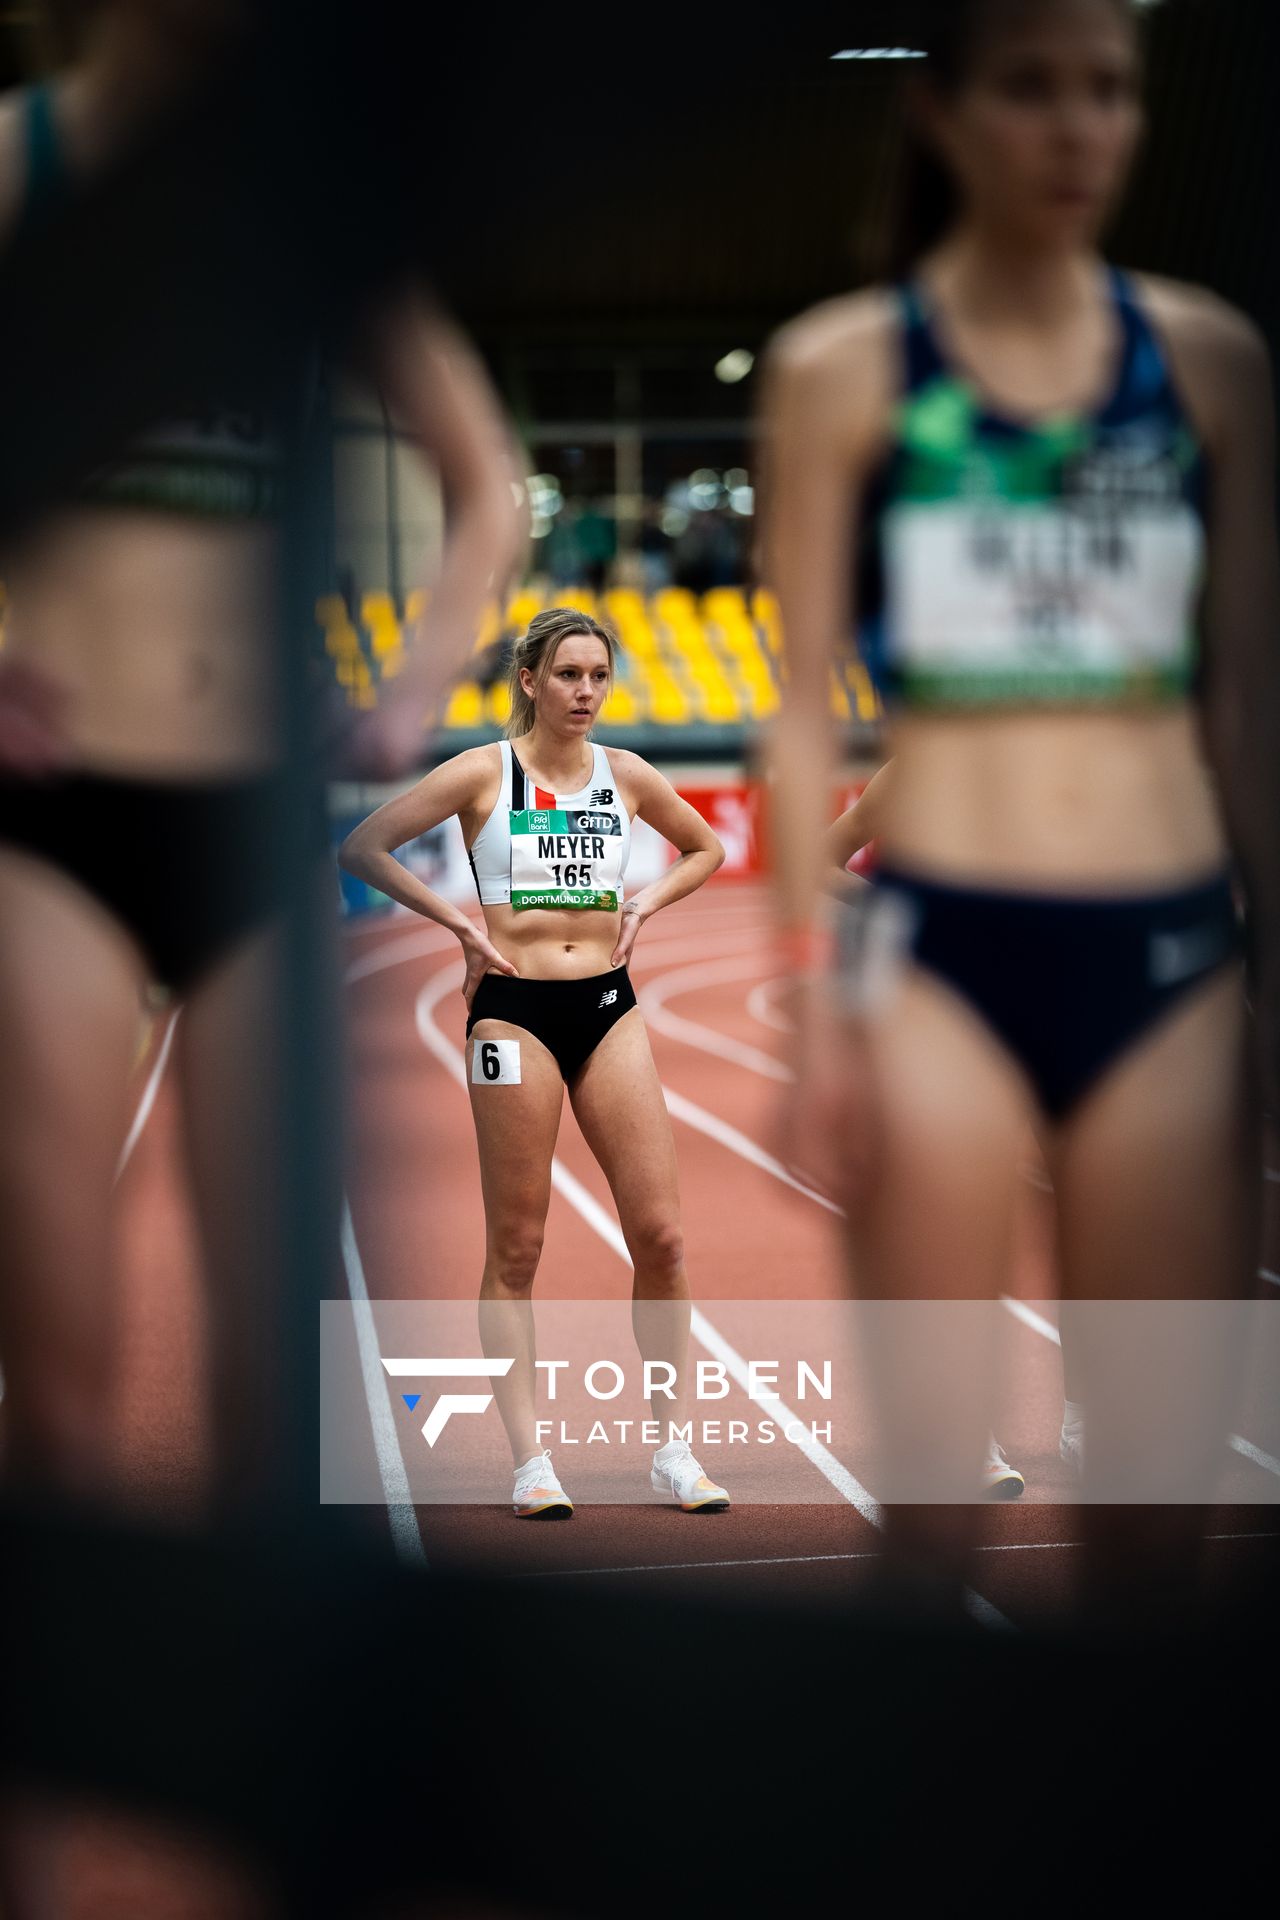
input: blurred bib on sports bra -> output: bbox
[884,416,1203,698]
[510,803,626,910]
[858,270,1208,708]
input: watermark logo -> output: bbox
[381,1356,514,1446]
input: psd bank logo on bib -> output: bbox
[381,1356,514,1445]
[526,811,551,832]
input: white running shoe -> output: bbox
[982,1437,1026,1501]
[1059,1421,1085,1478]
[651,1440,730,1513]
[512,1450,573,1519]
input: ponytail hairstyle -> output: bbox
[506,606,618,738]
[883,0,1141,278]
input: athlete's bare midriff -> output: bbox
[477,902,625,980]
[3,508,280,777]
[879,702,1227,889]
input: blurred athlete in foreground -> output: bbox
[764,0,1279,1619]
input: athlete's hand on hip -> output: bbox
[611,902,646,969]
[0,659,75,777]
[460,929,518,1008]
[774,978,880,1214]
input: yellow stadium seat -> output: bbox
[504,589,542,634]
[405,588,428,625]
[651,586,742,724]
[556,588,598,620]
[648,663,691,724]
[752,588,783,656]
[848,656,881,723]
[599,679,640,725]
[316,593,363,664]
[487,682,513,726]
[361,591,405,677]
[702,589,778,722]
[473,600,501,654]
[445,683,485,728]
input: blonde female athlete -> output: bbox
[764,0,1280,1615]
[340,607,732,1517]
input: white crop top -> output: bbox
[468,740,632,910]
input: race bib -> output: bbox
[885,497,1203,702]
[510,806,625,911]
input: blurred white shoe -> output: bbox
[1060,1422,1085,1478]
[982,1436,1025,1500]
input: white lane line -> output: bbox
[0,1002,180,1407]
[1000,1296,1061,1346]
[339,1199,429,1565]
[412,957,1011,1631]
[639,950,791,1082]
[640,949,1050,1206]
[745,975,795,1035]
[515,1531,1279,1580]
[340,926,469,1568]
[1229,1434,1280,1480]
[115,1007,180,1183]
[521,1552,886,1578]
[344,925,459,984]
[1000,1290,1279,1491]
[690,1311,881,1526]
[661,1085,844,1215]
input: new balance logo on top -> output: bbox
[598,988,619,1009]
[590,787,614,806]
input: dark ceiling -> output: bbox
[441,0,1277,357]
[1,2,1275,381]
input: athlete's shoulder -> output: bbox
[596,743,654,792]
[767,288,898,449]
[1129,272,1271,447]
[428,741,502,797]
[768,287,899,377]
[1130,272,1269,372]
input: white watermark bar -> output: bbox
[320,1299,1280,1506]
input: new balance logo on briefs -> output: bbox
[598,988,618,1008]
[1148,922,1230,986]
[381,1356,514,1445]
[590,787,614,806]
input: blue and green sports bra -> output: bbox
[857,268,1208,708]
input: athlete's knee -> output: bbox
[487,1222,545,1292]
[629,1216,684,1278]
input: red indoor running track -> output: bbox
[26,876,1280,1915]
[334,878,1280,1621]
